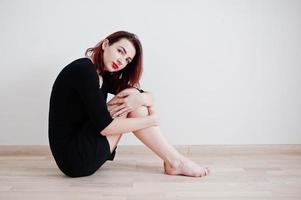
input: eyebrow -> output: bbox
[119,46,127,54]
[119,46,133,61]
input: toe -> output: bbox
[205,167,210,175]
[201,167,209,176]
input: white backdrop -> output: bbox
[0,0,300,145]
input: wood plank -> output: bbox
[0,145,300,199]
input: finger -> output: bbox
[107,104,122,113]
[113,107,131,118]
[108,96,124,104]
[119,111,129,117]
[107,103,117,110]
[114,108,130,118]
[111,104,126,113]
[117,91,130,98]
[108,98,125,105]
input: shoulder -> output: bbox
[62,57,97,78]
[67,57,94,71]
[55,57,100,89]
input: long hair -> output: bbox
[85,31,143,93]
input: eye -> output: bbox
[117,49,123,54]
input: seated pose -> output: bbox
[48,31,210,178]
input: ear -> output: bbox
[102,39,109,50]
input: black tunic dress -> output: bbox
[48,58,116,177]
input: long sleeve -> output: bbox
[70,60,113,132]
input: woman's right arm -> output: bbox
[100,113,156,136]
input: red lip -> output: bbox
[112,62,119,70]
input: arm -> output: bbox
[108,90,154,117]
[140,92,153,107]
[100,114,156,136]
[70,62,156,136]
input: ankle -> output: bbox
[165,155,184,169]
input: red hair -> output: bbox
[85,31,143,94]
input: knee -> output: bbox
[128,106,148,118]
[117,88,149,118]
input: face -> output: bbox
[102,38,136,72]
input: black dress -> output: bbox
[48,58,116,177]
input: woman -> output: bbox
[48,31,209,178]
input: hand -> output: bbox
[107,103,128,118]
[108,89,143,118]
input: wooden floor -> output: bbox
[0,145,301,200]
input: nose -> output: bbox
[117,58,125,67]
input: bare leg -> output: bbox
[106,98,127,154]
[128,106,210,177]
[106,134,122,153]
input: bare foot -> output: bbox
[164,157,210,177]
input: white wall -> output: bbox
[0,0,300,145]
